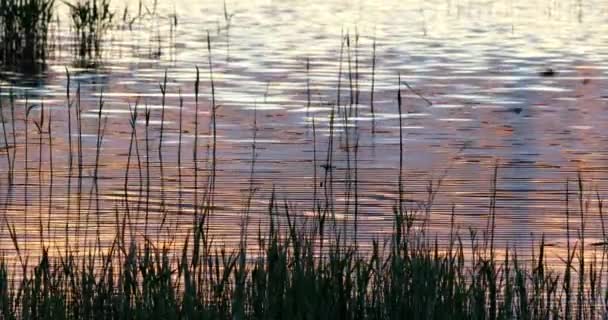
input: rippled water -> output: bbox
[1,0,608,260]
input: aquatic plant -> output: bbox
[64,0,114,60]
[0,0,55,71]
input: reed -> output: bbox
[397,74,404,216]
[177,89,183,223]
[206,31,217,215]
[347,32,354,107]
[354,29,360,109]
[0,0,55,71]
[24,95,32,253]
[65,69,73,253]
[64,0,114,60]
[370,35,376,120]
[193,66,200,224]
[312,115,317,215]
[92,88,106,245]
[75,83,83,246]
[83,88,106,247]
[158,71,167,234]
[9,90,16,184]
[33,101,44,248]
[343,33,354,237]
[45,103,53,244]
[132,100,144,238]
[0,176,606,319]
[306,57,311,120]
[123,100,138,225]
[0,87,13,184]
[143,103,151,236]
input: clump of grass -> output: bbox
[0,0,55,71]
[0,194,605,319]
[64,0,114,61]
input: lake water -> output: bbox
[1,0,608,261]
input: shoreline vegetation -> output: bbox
[0,0,175,71]
[0,0,55,72]
[1,1,608,319]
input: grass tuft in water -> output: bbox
[64,0,114,61]
[0,0,55,71]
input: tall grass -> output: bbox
[64,0,114,60]
[0,184,606,319]
[0,0,55,70]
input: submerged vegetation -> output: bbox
[0,0,55,71]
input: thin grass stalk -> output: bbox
[24,94,31,253]
[46,106,53,247]
[177,89,184,227]
[347,32,354,107]
[402,79,432,107]
[83,88,106,248]
[596,191,608,317]
[144,104,151,236]
[35,102,44,249]
[193,66,200,225]
[324,104,335,228]
[9,89,16,183]
[565,179,572,320]
[397,74,404,216]
[158,70,168,233]
[489,162,498,258]
[133,101,144,240]
[370,34,376,132]
[123,101,138,230]
[343,34,352,236]
[313,114,327,260]
[353,122,359,247]
[306,57,311,120]
[577,172,585,320]
[324,34,344,226]
[0,87,13,184]
[76,84,83,247]
[312,115,317,215]
[65,68,73,254]
[207,31,217,212]
[198,31,218,265]
[234,103,257,318]
[66,68,73,170]
[354,28,360,110]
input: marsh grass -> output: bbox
[64,0,114,61]
[1,0,178,70]
[0,184,607,319]
[0,0,55,71]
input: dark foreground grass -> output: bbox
[0,194,606,320]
